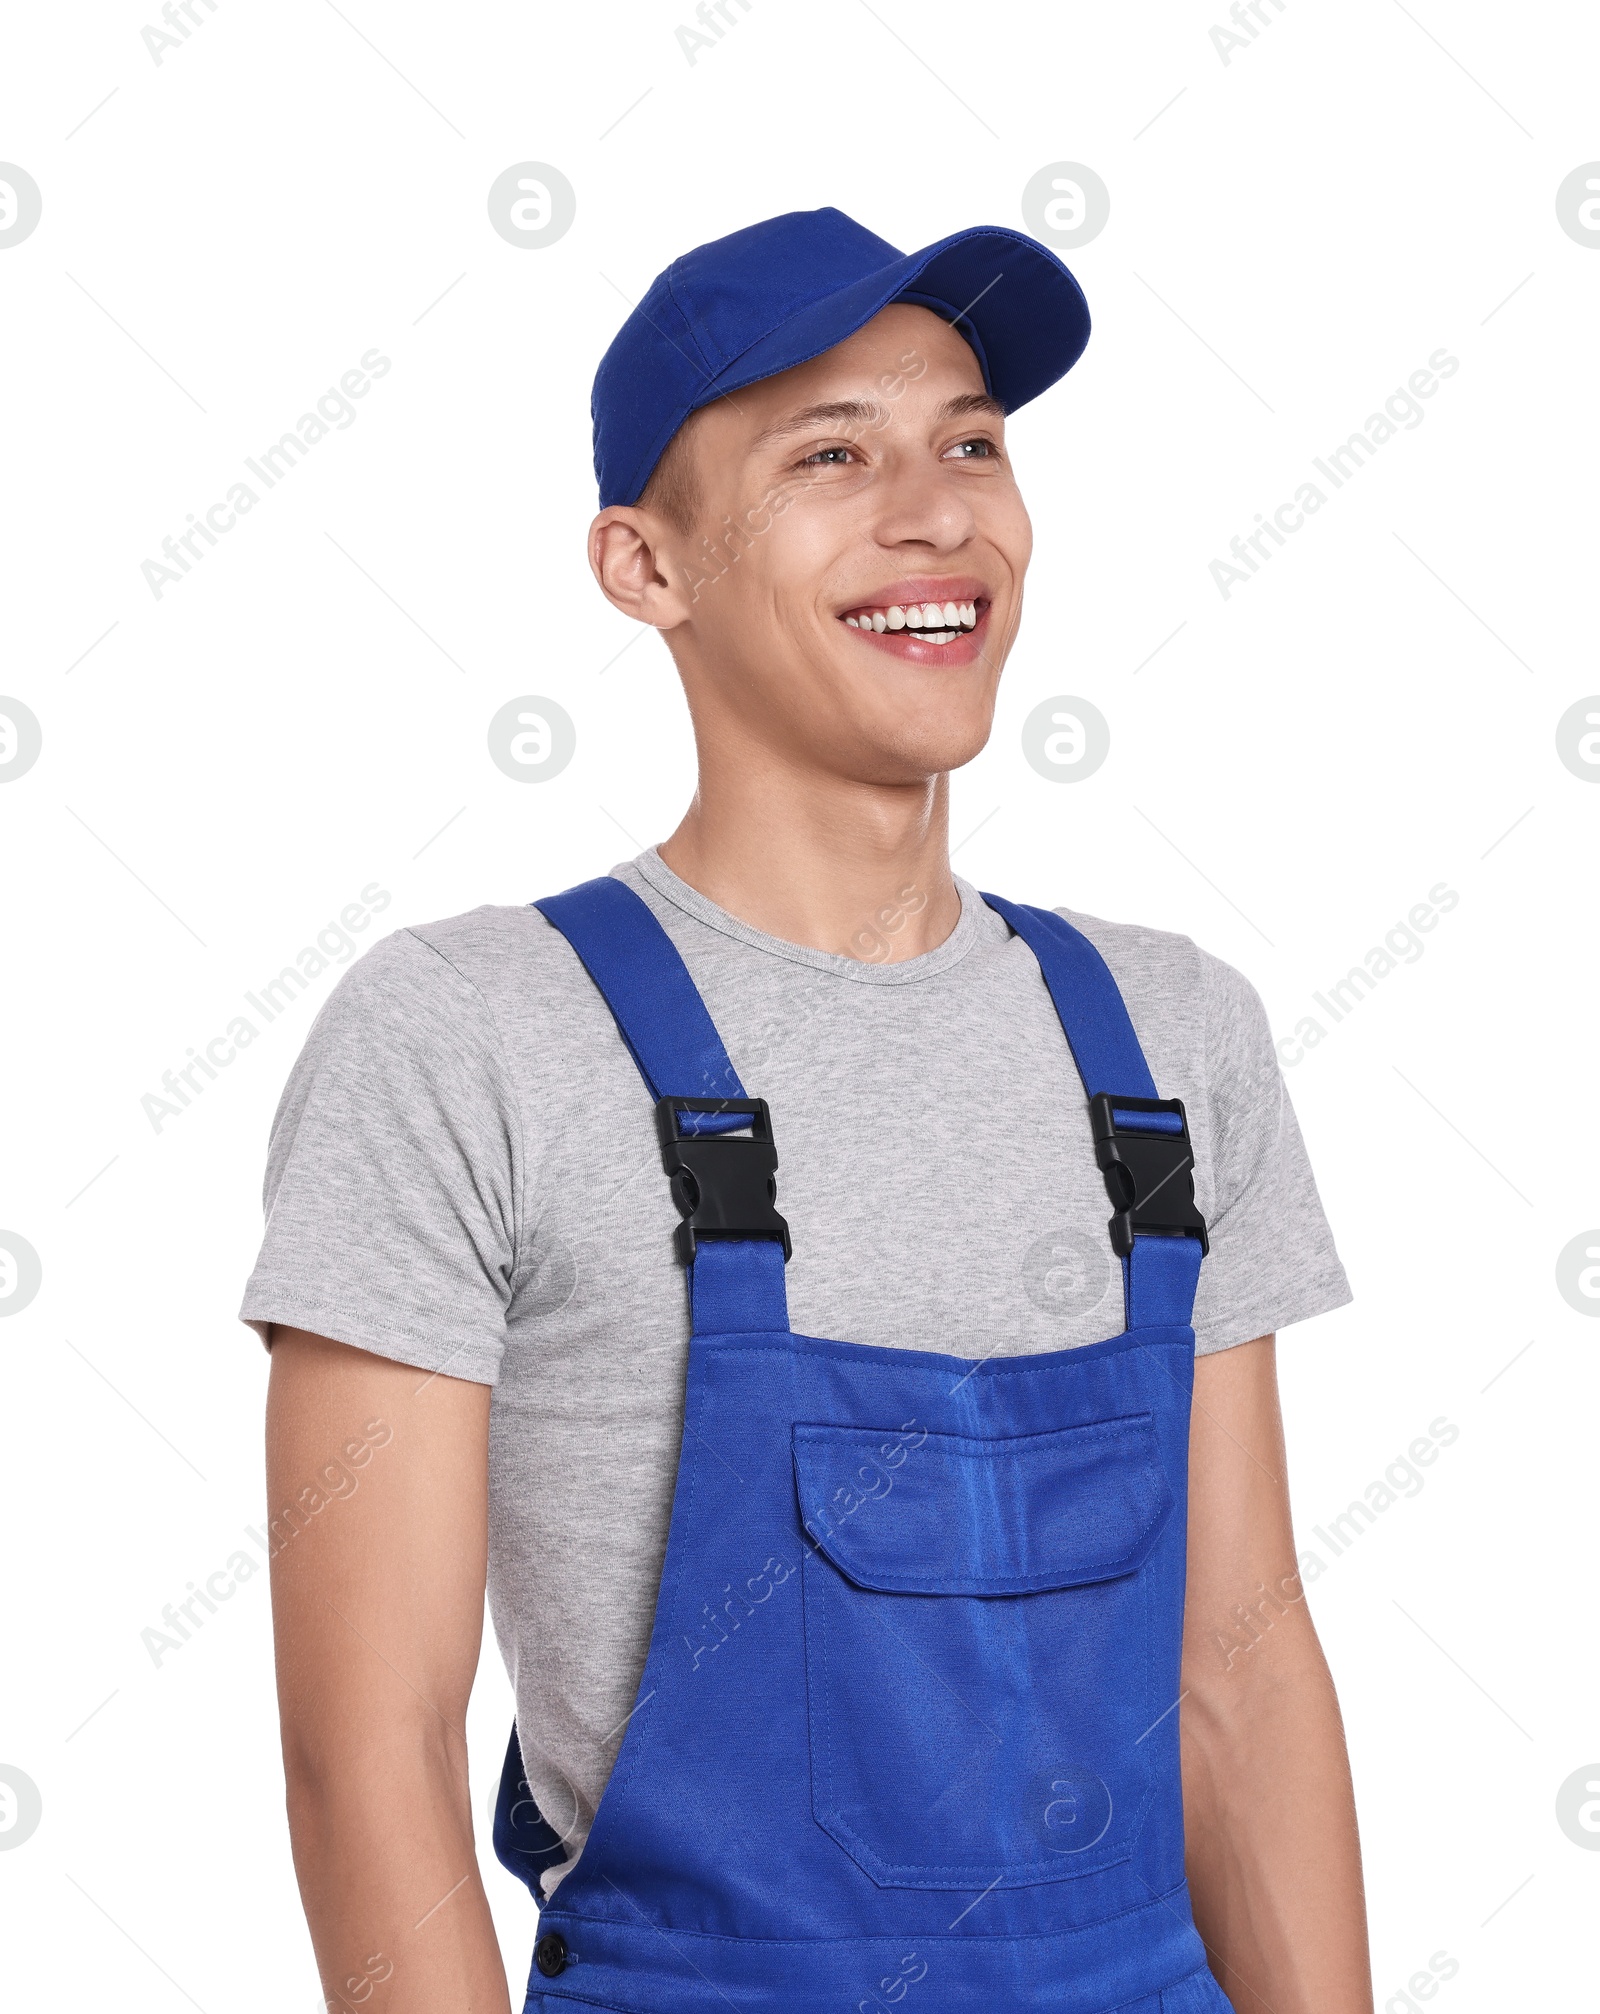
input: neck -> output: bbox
[657,746,962,965]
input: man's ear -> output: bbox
[588,508,696,630]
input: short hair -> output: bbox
[635,415,701,533]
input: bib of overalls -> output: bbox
[494,877,1234,2014]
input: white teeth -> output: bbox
[844,600,981,635]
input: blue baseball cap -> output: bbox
[591,206,1091,509]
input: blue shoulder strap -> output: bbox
[535,877,790,1337]
[981,894,1204,1331]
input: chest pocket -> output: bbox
[793,1413,1175,1891]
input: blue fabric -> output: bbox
[535,878,747,1105]
[525,1972,1233,2014]
[983,893,1206,1333]
[591,206,1091,506]
[522,1329,1216,2010]
[508,877,1229,2013]
[1127,1232,1206,1333]
[980,891,1156,1100]
[793,1413,1174,1596]
[674,1108,750,1136]
[687,1235,788,1336]
[1113,1106,1186,1134]
[525,1971,1232,2014]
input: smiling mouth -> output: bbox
[841,599,984,647]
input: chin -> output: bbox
[843,720,995,784]
[895,698,995,767]
[785,677,998,783]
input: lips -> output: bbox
[837,580,992,664]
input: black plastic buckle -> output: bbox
[1089,1093,1209,1259]
[654,1097,792,1265]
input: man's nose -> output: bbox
[868,458,978,551]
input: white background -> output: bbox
[2,0,1597,2007]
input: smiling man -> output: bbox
[247,208,1370,2014]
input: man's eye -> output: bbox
[800,445,856,467]
[945,437,996,460]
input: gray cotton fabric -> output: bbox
[240,848,1351,1894]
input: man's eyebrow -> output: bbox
[749,388,1006,453]
[750,399,881,449]
[937,392,1005,421]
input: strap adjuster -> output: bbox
[1089,1093,1209,1259]
[654,1097,792,1265]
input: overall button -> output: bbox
[534,1931,568,1977]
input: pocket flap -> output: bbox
[792,1413,1174,1597]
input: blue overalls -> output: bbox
[495,877,1233,2014]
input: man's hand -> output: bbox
[266,1328,511,2014]
[1181,1335,1374,2013]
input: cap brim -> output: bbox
[696,225,1090,419]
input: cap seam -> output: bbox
[662,260,720,378]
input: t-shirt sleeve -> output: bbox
[1189,949,1352,1354]
[237,927,523,1385]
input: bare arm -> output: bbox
[266,1328,511,2014]
[1181,1335,1373,2014]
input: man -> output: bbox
[246,207,1372,2013]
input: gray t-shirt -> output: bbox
[240,850,1351,1892]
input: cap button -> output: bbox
[534,1930,569,1978]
